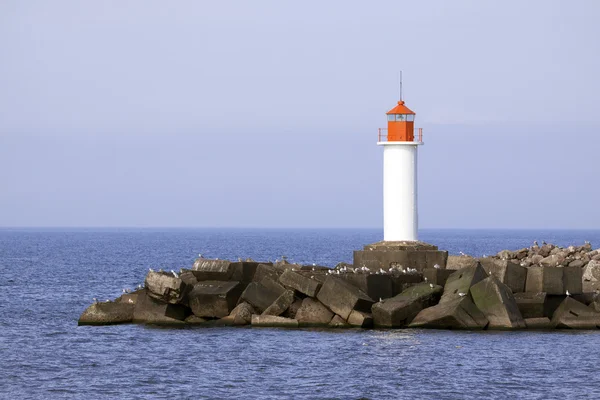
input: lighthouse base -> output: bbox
[353,241,448,273]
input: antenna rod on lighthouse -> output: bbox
[399,71,403,101]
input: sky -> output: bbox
[0,0,599,229]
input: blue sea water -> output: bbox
[2,228,600,399]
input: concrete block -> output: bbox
[262,290,295,316]
[188,280,245,318]
[185,315,207,325]
[78,301,135,325]
[347,310,373,328]
[230,262,261,283]
[441,263,488,303]
[524,317,552,329]
[446,255,478,270]
[316,276,374,320]
[253,263,284,283]
[353,244,448,272]
[144,270,187,304]
[513,292,547,318]
[423,268,454,287]
[562,266,583,295]
[340,273,393,301]
[390,274,424,296]
[470,276,526,329]
[479,258,527,293]
[525,266,564,295]
[282,298,303,319]
[116,289,143,305]
[372,283,443,328]
[251,315,298,328]
[551,297,600,329]
[329,315,351,328]
[132,291,187,324]
[295,298,334,326]
[191,258,234,281]
[239,276,286,313]
[229,302,255,325]
[279,270,322,297]
[409,296,488,330]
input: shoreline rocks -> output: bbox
[79,242,600,331]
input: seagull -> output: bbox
[424,277,428,282]
[312,263,316,266]
[122,289,127,293]
[198,254,203,258]
[137,284,143,289]
[379,298,383,302]
[149,268,154,273]
[238,257,243,262]
[171,270,179,278]
[379,268,385,274]
[93,298,98,304]
[312,267,316,271]
[533,241,538,247]
[158,268,163,273]
[458,292,467,297]
[459,251,467,256]
[433,264,441,269]
[430,283,434,288]
[310,276,314,279]
[566,290,571,296]
[105,299,110,303]
[542,240,547,245]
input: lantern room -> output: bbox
[386,100,415,141]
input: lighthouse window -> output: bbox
[406,114,415,122]
[388,115,395,121]
[396,114,405,121]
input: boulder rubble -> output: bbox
[79,241,600,331]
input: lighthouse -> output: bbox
[377,92,423,242]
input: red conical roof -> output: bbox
[386,101,415,115]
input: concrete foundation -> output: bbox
[353,241,448,272]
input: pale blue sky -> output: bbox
[1,0,599,228]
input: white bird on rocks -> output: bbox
[105,299,110,303]
[458,292,467,297]
[459,251,467,256]
[542,241,547,245]
[433,264,441,269]
[430,284,434,288]
[149,268,154,272]
[424,277,428,282]
[336,270,340,274]
[198,254,203,258]
[137,284,143,289]
[379,268,385,274]
[93,298,98,303]
[312,263,316,266]
[566,290,571,296]
[171,270,179,278]
[122,289,127,293]
[379,298,383,302]
[533,241,538,247]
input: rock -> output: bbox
[188,280,245,318]
[191,258,234,281]
[590,295,600,313]
[116,289,143,305]
[497,250,515,260]
[185,315,207,324]
[251,315,299,328]
[132,291,187,324]
[514,248,529,260]
[239,276,286,313]
[582,260,600,282]
[229,302,255,325]
[551,297,600,329]
[568,260,584,268]
[347,310,373,328]
[446,255,478,270]
[144,270,187,304]
[539,254,565,268]
[340,273,393,301]
[179,270,198,286]
[530,254,543,265]
[230,262,261,283]
[423,267,454,287]
[252,263,287,283]
[279,270,322,297]
[441,263,488,303]
[409,296,488,330]
[283,298,303,319]
[513,292,547,318]
[316,276,375,320]
[329,315,351,328]
[525,266,564,295]
[479,258,527,293]
[562,266,583,295]
[295,298,334,326]
[372,283,443,328]
[78,301,135,325]
[538,245,552,258]
[583,281,600,293]
[262,290,295,316]
[524,317,552,329]
[470,276,526,329]
[390,273,424,296]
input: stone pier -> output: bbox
[353,241,448,272]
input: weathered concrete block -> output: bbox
[230,262,261,283]
[185,315,207,324]
[317,276,374,320]
[132,291,187,324]
[229,302,255,325]
[423,268,454,287]
[353,242,448,272]
[295,298,334,326]
[279,270,322,297]
[470,276,526,329]
[372,283,443,328]
[390,273,424,296]
[544,295,567,319]
[409,296,488,330]
[116,289,143,305]
[525,266,564,295]
[329,315,350,328]
[441,263,487,303]
[347,310,373,328]
[562,266,583,295]
[78,301,135,325]
[551,297,600,329]
[240,276,286,313]
[253,263,288,283]
[282,298,303,319]
[446,255,478,270]
[524,317,552,329]
[262,290,295,316]
[340,273,393,301]
[191,258,234,281]
[513,292,547,318]
[145,271,187,304]
[479,258,527,293]
[251,315,299,328]
[188,281,245,318]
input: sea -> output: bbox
[2,228,600,399]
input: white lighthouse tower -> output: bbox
[377,84,423,242]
